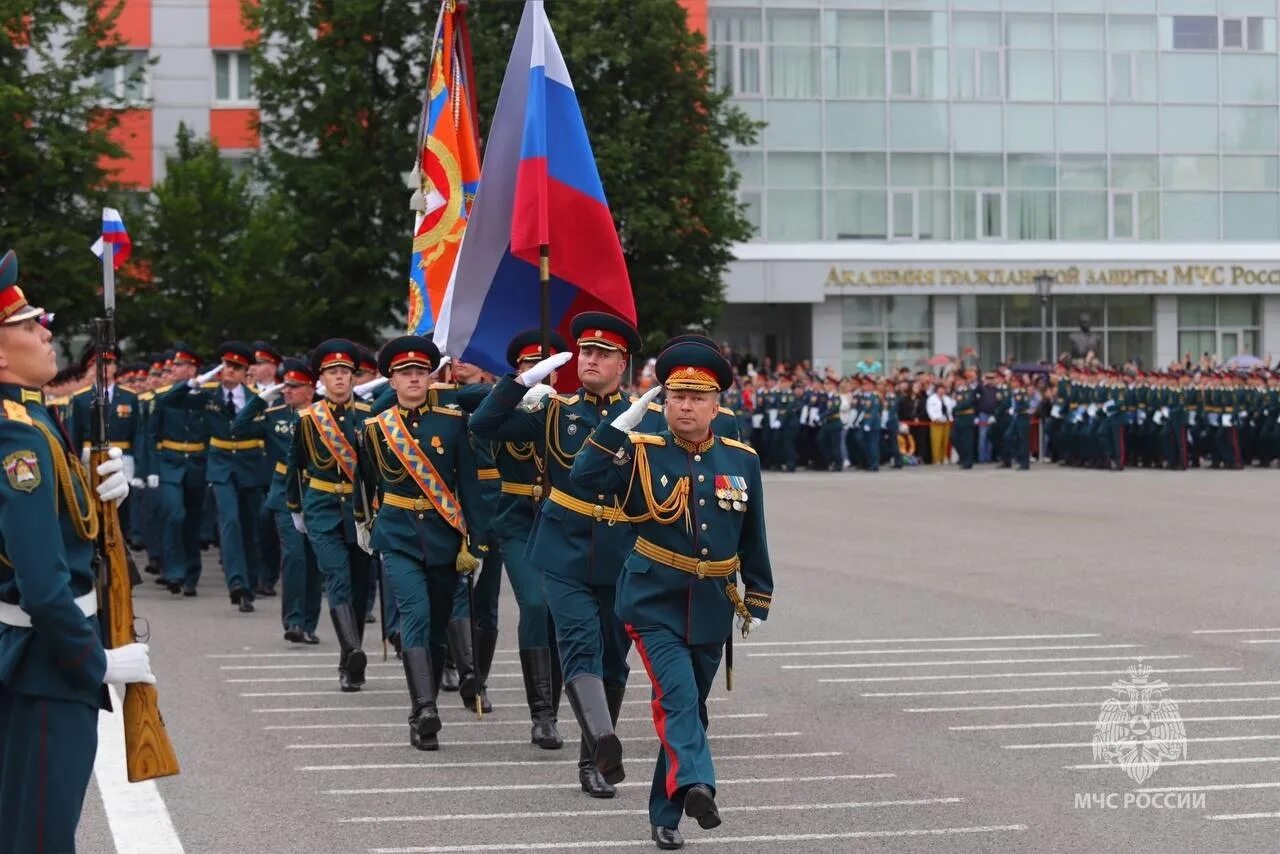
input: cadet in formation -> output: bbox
[572,339,774,850]
[472,311,642,797]
[0,249,155,854]
[360,336,485,749]
[287,339,373,692]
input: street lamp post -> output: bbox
[1034,271,1053,364]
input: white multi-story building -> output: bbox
[709,1,1280,371]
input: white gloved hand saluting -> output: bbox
[611,385,661,433]
[354,376,388,398]
[258,382,285,404]
[736,614,763,638]
[95,447,129,505]
[520,383,555,410]
[517,352,572,388]
[188,364,222,389]
[146,474,160,489]
[103,642,156,685]
[291,512,307,534]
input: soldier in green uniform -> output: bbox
[249,341,284,597]
[471,312,642,798]
[234,358,323,643]
[157,342,266,611]
[287,339,374,692]
[571,339,773,850]
[0,249,153,854]
[952,371,976,469]
[1001,375,1031,470]
[150,343,214,595]
[359,337,484,750]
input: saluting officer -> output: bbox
[571,340,773,851]
[359,337,484,750]
[634,334,741,440]
[234,358,323,644]
[287,339,374,692]
[472,312,642,797]
[249,341,284,596]
[0,250,153,853]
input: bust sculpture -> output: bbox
[1067,312,1102,360]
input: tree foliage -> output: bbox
[0,0,141,336]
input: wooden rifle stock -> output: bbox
[91,449,180,782]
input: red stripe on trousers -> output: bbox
[625,624,679,799]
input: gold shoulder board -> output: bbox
[431,406,464,417]
[628,433,666,446]
[719,437,757,456]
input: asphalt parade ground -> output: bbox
[77,465,1280,854]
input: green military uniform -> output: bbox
[149,344,209,594]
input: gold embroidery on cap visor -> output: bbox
[663,365,722,392]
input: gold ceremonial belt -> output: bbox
[81,441,132,450]
[158,440,206,453]
[381,493,437,513]
[501,481,538,497]
[547,487,629,523]
[309,479,353,495]
[477,468,500,480]
[634,537,740,579]
[210,438,265,451]
[274,461,288,476]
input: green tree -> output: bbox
[467,0,758,352]
[0,0,143,335]
[247,0,430,345]
[120,124,298,356]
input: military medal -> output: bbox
[732,500,743,511]
[431,436,444,455]
[719,499,730,510]
[567,423,578,436]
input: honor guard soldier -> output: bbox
[360,337,484,749]
[68,343,142,540]
[287,339,373,691]
[134,353,166,577]
[472,311,643,797]
[571,339,773,851]
[150,343,211,596]
[235,358,323,644]
[249,341,284,595]
[158,341,266,610]
[493,328,569,748]
[0,250,154,853]
[634,334,741,441]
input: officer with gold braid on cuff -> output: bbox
[359,336,485,751]
[571,339,774,851]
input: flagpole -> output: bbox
[539,244,550,358]
[102,241,115,312]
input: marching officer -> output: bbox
[360,336,485,749]
[249,341,284,596]
[157,341,266,611]
[287,339,374,692]
[1002,375,1031,470]
[68,343,143,541]
[234,358,323,643]
[634,334,741,440]
[571,339,773,850]
[150,343,212,596]
[0,249,154,853]
[472,311,642,798]
[952,371,977,469]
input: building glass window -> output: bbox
[765,152,820,241]
[959,296,1153,369]
[214,51,254,104]
[841,296,932,375]
[98,50,148,102]
[826,153,886,240]
[825,11,884,99]
[1178,296,1261,362]
[767,9,819,98]
[710,8,763,97]
[1166,16,1219,51]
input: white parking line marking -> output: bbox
[288,731,802,750]
[325,773,897,796]
[303,751,842,772]
[1135,782,1280,794]
[752,644,1139,658]
[1206,812,1280,821]
[368,825,1028,852]
[741,634,1099,646]
[907,695,1280,713]
[1007,735,1280,750]
[952,713,1280,731]
[786,654,1184,670]
[264,713,767,731]
[819,667,1238,683]
[864,679,1280,698]
[1192,628,1280,634]
[1067,756,1280,770]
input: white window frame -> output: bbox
[98,50,149,105]
[891,47,940,99]
[956,47,1003,100]
[1109,190,1139,240]
[977,190,1004,240]
[214,51,257,106]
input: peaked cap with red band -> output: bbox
[0,250,46,325]
[378,335,439,377]
[171,341,200,366]
[280,357,316,387]
[252,341,283,365]
[506,328,570,369]
[569,311,641,355]
[218,341,253,368]
[310,338,358,374]
[655,340,732,393]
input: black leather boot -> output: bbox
[578,735,614,798]
[566,675,624,786]
[441,646,459,692]
[605,682,626,727]
[330,604,367,692]
[475,628,498,714]
[651,825,685,850]
[402,648,440,751]
[520,648,563,750]
[683,784,721,830]
[445,618,476,706]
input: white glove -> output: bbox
[129,478,145,489]
[315,380,327,397]
[356,521,372,554]
[189,364,223,389]
[146,474,160,489]
[737,614,763,637]
[354,376,388,398]
[258,382,285,404]
[103,642,156,686]
[612,385,662,432]
[517,352,572,388]
[122,454,135,482]
[95,447,129,505]
[292,512,307,534]
[520,383,555,409]
[432,356,451,377]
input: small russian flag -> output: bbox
[90,207,132,269]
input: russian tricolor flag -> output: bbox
[434,0,635,376]
[90,207,132,269]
